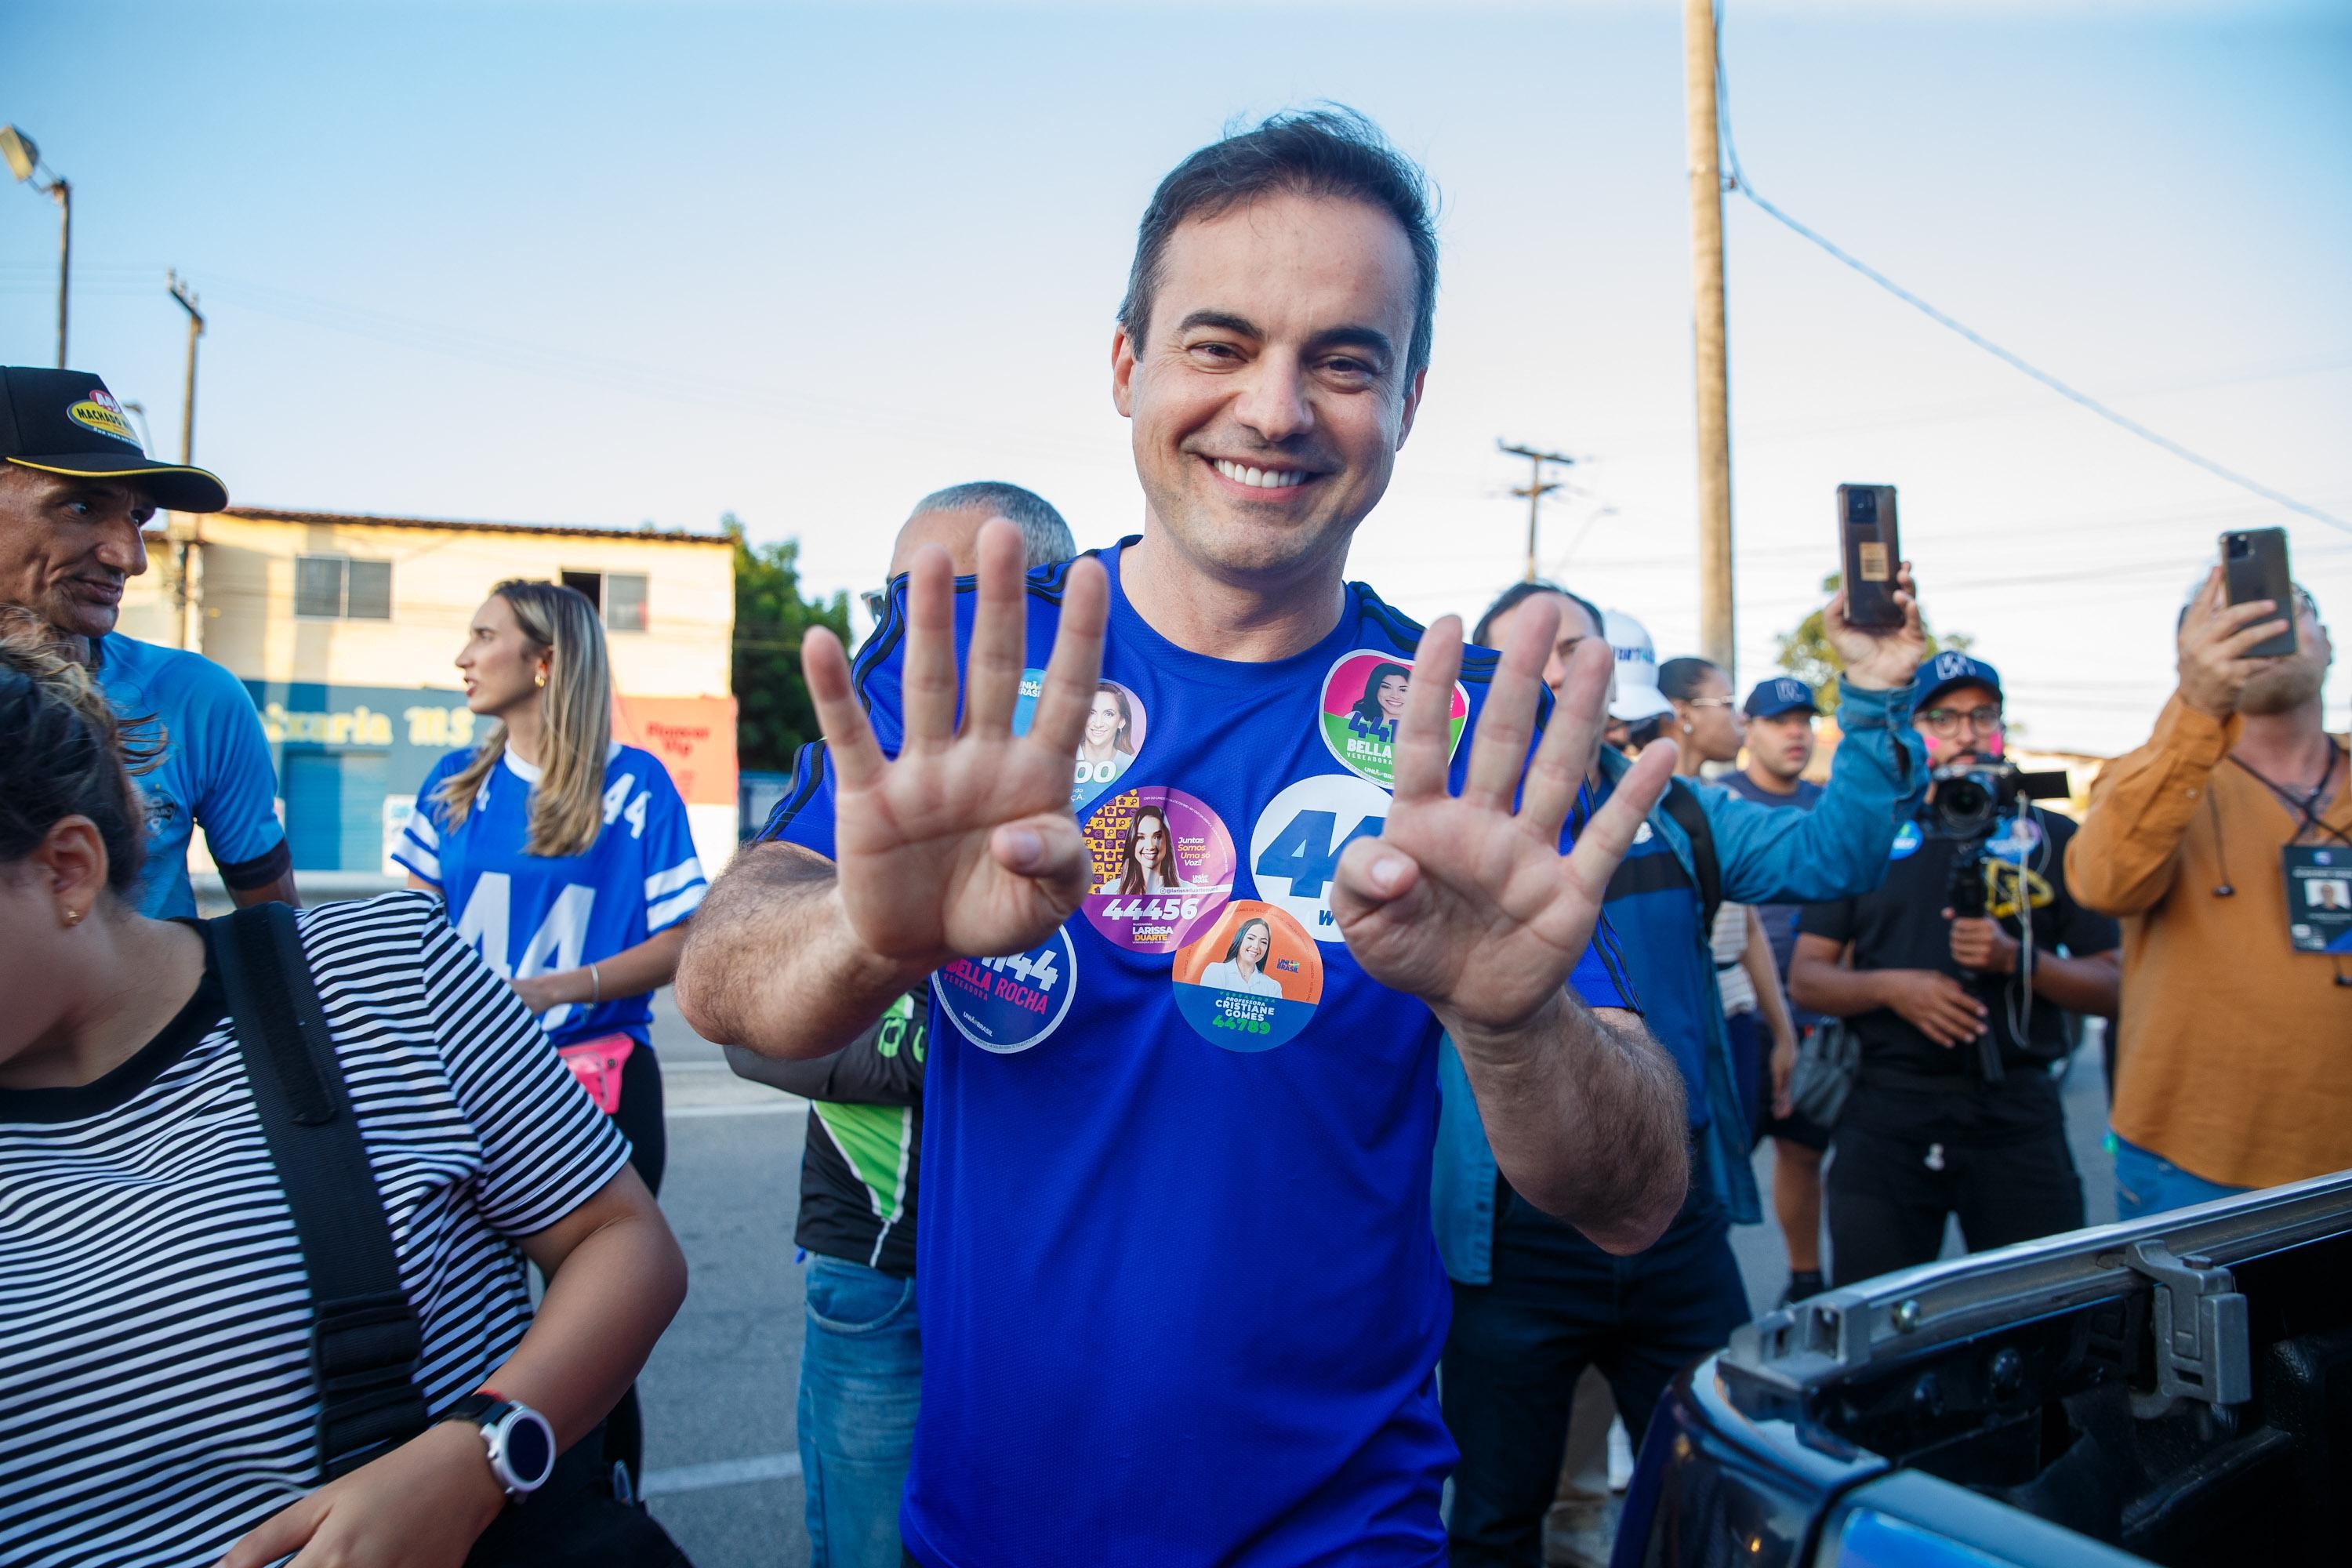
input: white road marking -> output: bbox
[641,1450,804,1496]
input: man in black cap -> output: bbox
[0,366,296,916]
[1719,674,1832,1301]
[1790,652,2118,1283]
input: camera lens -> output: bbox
[2227,535,2250,560]
[1849,490,1876,522]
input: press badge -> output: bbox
[2281,844,2352,953]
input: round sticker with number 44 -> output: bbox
[1249,774,1391,943]
[931,927,1079,1054]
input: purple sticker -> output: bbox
[1080,786,1236,953]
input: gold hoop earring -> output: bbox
[535,671,547,688]
[64,907,83,927]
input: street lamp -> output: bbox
[1,125,72,368]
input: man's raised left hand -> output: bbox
[1330,597,1677,1047]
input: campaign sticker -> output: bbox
[1011,667,1046,739]
[1318,649,1468,789]
[1985,816,2042,860]
[1249,773,1391,942]
[1889,821,1923,861]
[1082,786,1236,953]
[1172,902,1325,1052]
[931,927,1078,1054]
[1069,680,1148,813]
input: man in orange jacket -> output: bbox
[2066,569,2349,1217]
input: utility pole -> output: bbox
[1682,0,1735,680]
[168,270,205,462]
[166,271,209,652]
[1,126,71,367]
[1498,440,1575,582]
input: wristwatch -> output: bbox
[435,1390,557,1498]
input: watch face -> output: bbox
[500,1409,556,1490]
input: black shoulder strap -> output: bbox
[1661,778,1724,932]
[208,902,431,1480]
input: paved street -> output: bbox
[637,989,2118,1568]
[637,996,813,1565]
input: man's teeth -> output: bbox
[1214,459,1309,490]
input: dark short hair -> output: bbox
[1119,107,1440,379]
[911,481,1075,568]
[1656,657,1723,703]
[1472,579,1605,649]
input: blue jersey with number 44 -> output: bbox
[763,539,1637,1568]
[394,743,706,1049]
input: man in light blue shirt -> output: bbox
[0,366,295,915]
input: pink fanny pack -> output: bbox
[556,1033,636,1116]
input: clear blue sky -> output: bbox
[5,0,2347,752]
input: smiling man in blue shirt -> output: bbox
[0,367,295,916]
[677,110,1690,1567]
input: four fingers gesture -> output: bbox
[802,521,1108,971]
[1329,595,1678,1038]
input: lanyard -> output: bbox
[2231,738,2352,848]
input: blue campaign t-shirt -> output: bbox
[95,633,288,920]
[763,541,1638,1568]
[393,742,706,1049]
[1593,776,1719,1130]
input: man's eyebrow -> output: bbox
[1301,324,1396,362]
[1174,310,1261,339]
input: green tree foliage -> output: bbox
[1775,572,1973,720]
[728,514,851,775]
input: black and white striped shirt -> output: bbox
[0,892,630,1567]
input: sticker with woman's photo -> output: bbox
[1081,786,1236,953]
[1171,902,1324,1052]
[1318,649,1468,789]
[932,925,1079,1054]
[1069,679,1147,813]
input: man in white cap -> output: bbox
[1604,608,1675,752]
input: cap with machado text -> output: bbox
[0,367,228,513]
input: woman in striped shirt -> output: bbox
[0,623,689,1566]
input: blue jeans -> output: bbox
[800,1254,922,1568]
[2111,1135,2250,1220]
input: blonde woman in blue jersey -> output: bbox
[394,577,706,1504]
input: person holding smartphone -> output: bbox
[2066,571,2348,1217]
[394,577,706,1503]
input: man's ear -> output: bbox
[1393,365,1428,450]
[1111,327,1138,419]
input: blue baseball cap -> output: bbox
[1743,676,1817,720]
[1917,651,2002,710]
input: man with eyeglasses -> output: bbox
[1790,653,2120,1287]
[2066,572,2347,1219]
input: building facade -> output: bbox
[124,507,739,883]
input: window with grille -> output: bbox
[293,555,392,619]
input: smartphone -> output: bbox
[2221,528,2296,658]
[1838,484,1904,628]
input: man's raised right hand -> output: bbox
[2176,564,2292,719]
[801,521,1108,972]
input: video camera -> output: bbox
[1933,764,2069,1083]
[1928,762,2070,840]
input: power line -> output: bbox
[1709,1,2352,540]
